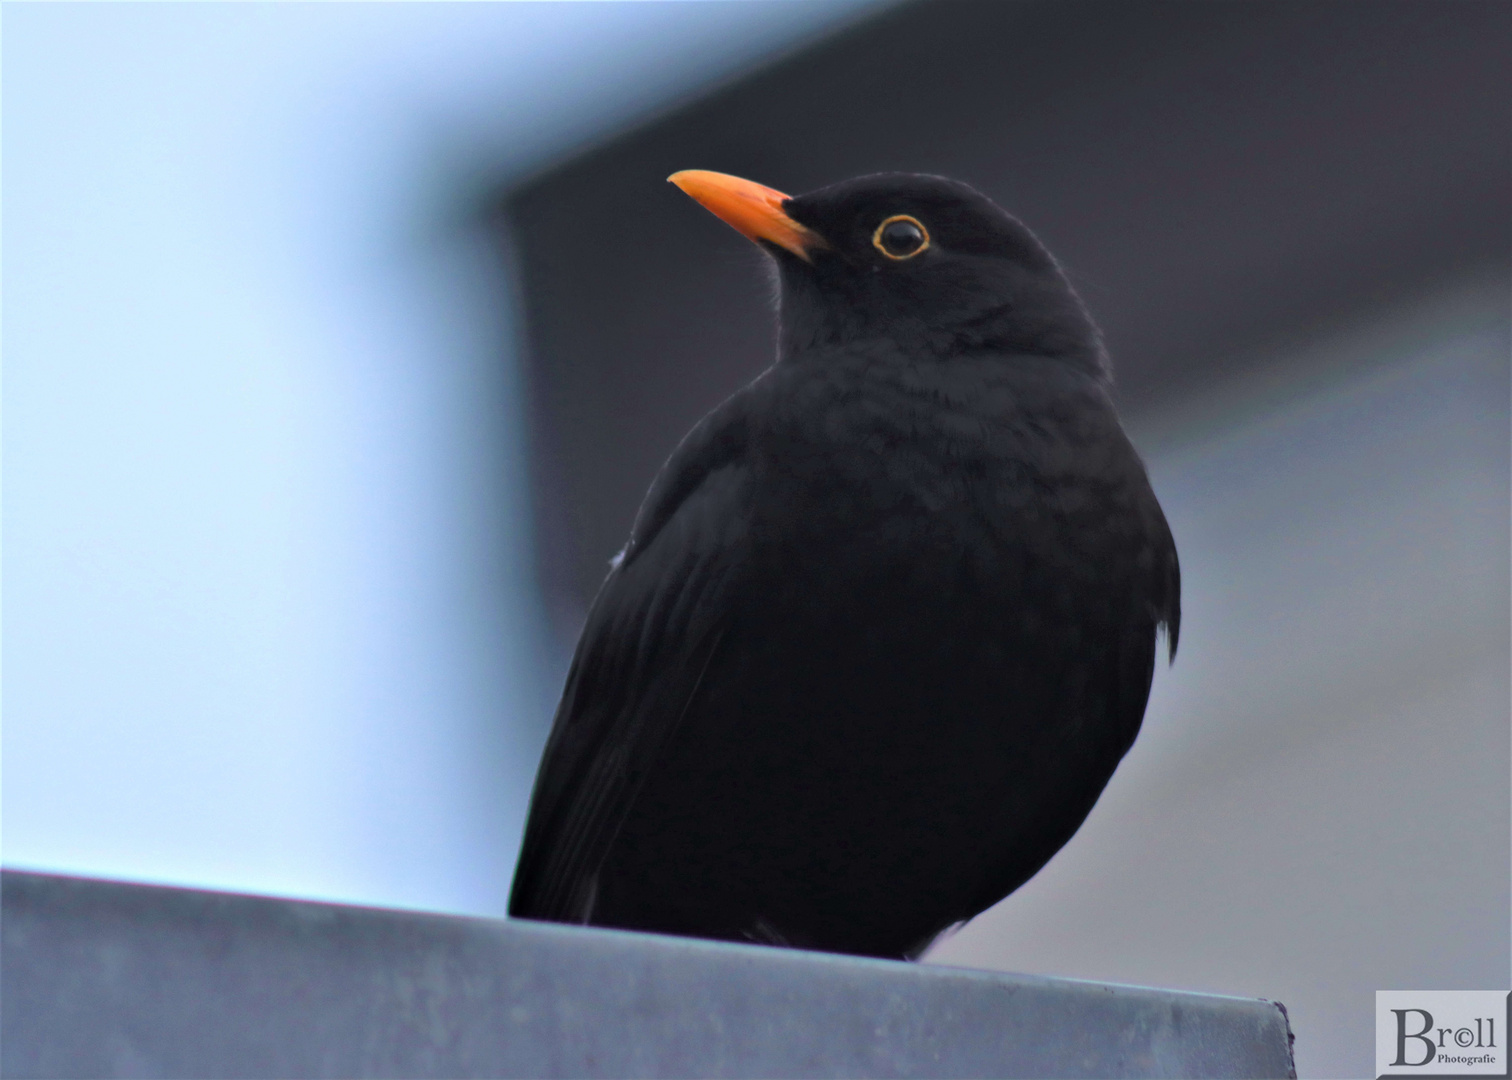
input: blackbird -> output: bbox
[509,170,1179,960]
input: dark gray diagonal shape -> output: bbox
[1,871,1295,1078]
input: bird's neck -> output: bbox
[777,314,1107,379]
[777,284,1107,376]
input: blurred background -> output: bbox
[4,3,1507,1077]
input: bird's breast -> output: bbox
[743,360,1154,641]
[757,388,1046,550]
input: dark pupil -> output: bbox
[880,220,924,256]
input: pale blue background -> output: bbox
[3,0,882,916]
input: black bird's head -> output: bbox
[670,170,1105,377]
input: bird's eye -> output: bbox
[873,215,930,260]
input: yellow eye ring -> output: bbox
[872,215,930,260]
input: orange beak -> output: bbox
[668,170,825,262]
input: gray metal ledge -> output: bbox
[1,870,1294,1079]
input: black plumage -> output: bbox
[509,172,1179,960]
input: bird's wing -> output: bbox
[509,393,753,921]
[1112,475,1182,756]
